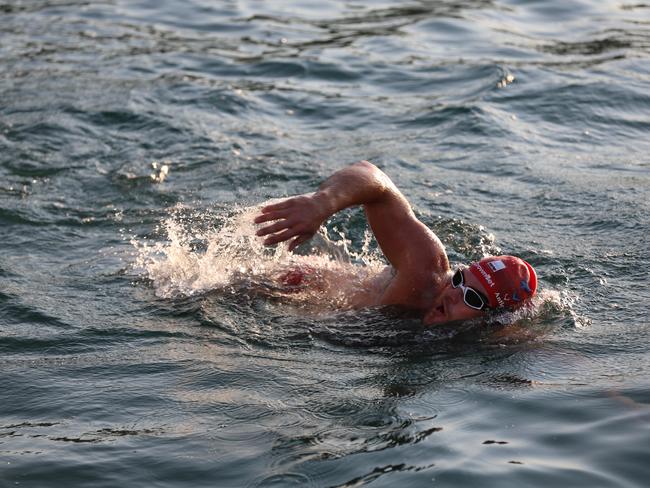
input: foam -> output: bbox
[130,202,385,308]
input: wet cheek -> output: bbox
[447,302,465,320]
[447,291,463,310]
[448,303,479,321]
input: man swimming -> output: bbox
[254,161,537,325]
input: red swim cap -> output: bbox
[468,255,537,310]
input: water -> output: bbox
[1,0,649,486]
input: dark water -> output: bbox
[1,0,649,486]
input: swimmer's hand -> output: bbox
[254,194,329,251]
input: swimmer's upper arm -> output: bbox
[255,160,448,275]
[362,172,447,273]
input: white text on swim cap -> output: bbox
[475,263,495,288]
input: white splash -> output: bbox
[150,161,169,183]
[131,203,386,307]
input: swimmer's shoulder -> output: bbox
[379,258,449,309]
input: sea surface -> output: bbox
[1,0,649,486]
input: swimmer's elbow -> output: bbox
[353,160,387,180]
[354,161,394,195]
[354,160,377,171]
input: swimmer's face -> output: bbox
[423,268,490,325]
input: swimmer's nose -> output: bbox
[449,287,463,304]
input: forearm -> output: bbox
[254,160,414,252]
[312,161,396,219]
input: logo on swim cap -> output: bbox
[469,256,537,310]
[487,260,506,272]
[473,262,495,288]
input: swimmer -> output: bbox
[254,161,537,325]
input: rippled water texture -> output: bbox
[1,1,649,486]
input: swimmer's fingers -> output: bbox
[254,199,296,222]
[256,219,290,237]
[254,209,288,224]
[260,199,292,213]
[262,228,301,246]
[254,194,323,245]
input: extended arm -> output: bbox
[254,161,447,273]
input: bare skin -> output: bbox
[254,161,488,326]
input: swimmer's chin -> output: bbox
[423,319,487,331]
[422,301,449,326]
[423,317,463,327]
[422,313,485,328]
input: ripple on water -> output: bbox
[1,0,649,487]
[249,472,317,488]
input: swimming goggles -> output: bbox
[451,269,490,311]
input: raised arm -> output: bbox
[254,161,448,274]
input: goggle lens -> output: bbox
[451,269,463,287]
[464,289,486,309]
[451,269,488,311]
